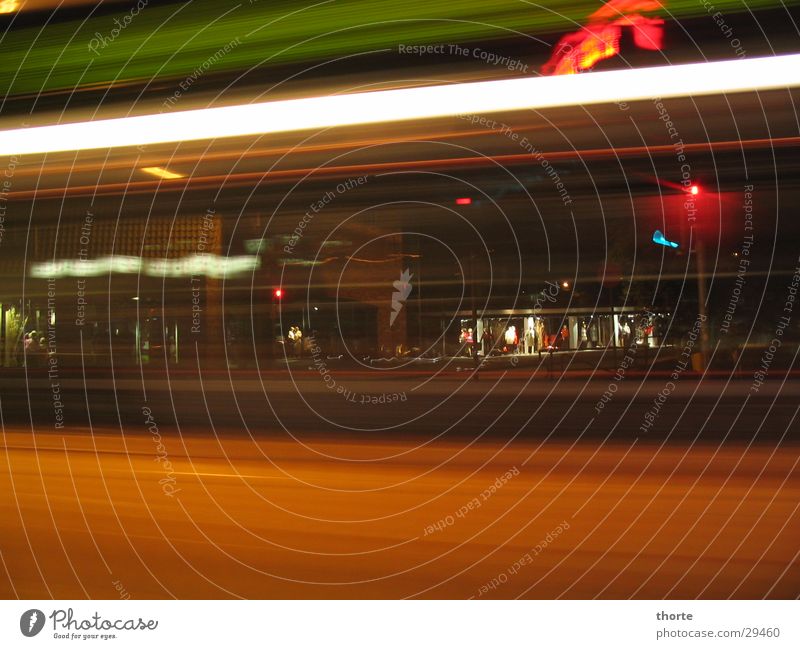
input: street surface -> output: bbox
[1,376,797,598]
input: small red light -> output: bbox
[690,185,699,195]
[273,288,283,299]
[455,197,472,205]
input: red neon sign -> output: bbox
[542,0,665,76]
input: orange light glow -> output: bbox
[0,0,19,14]
[141,166,185,180]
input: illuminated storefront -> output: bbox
[447,306,666,357]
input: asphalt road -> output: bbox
[0,375,798,599]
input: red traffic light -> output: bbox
[273,288,283,299]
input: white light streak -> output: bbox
[2,54,799,156]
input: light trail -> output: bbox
[9,135,800,200]
[1,54,800,156]
[140,166,185,180]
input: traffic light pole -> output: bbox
[469,252,480,380]
[694,232,711,370]
[609,284,618,369]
